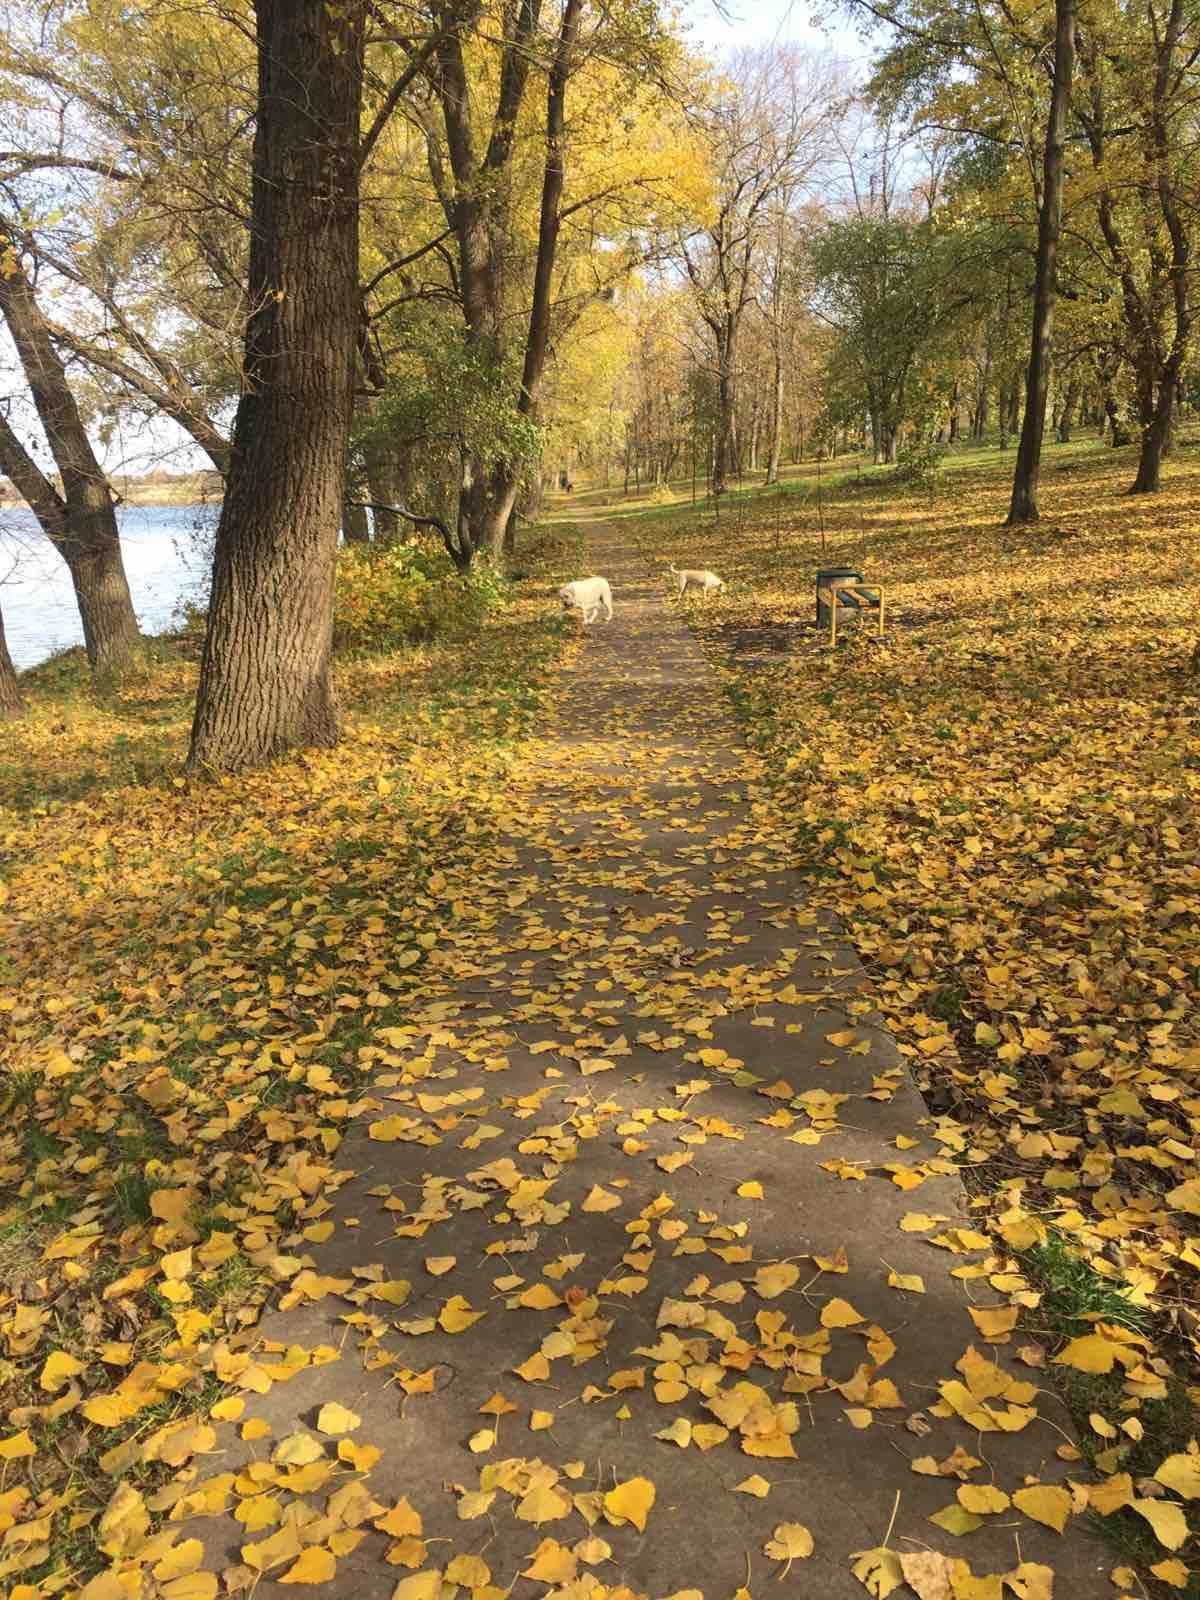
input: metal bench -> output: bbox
[816,567,885,647]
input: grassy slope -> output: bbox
[626,436,1200,1592]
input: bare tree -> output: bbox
[763,203,817,484]
[678,47,840,496]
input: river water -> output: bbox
[0,504,217,670]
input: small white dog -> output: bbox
[670,564,725,599]
[559,576,614,625]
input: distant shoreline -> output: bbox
[1,471,224,512]
[119,496,223,510]
[0,495,222,512]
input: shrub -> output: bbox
[334,540,509,653]
[894,439,946,489]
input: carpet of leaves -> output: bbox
[642,439,1200,1595]
[0,599,572,1593]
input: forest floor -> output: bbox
[0,438,1198,1600]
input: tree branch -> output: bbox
[0,152,135,182]
[358,31,444,170]
[353,499,462,563]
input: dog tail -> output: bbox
[668,564,678,576]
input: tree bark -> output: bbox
[363,435,402,540]
[1005,381,1021,436]
[1056,377,1080,441]
[1098,353,1131,444]
[489,0,585,559]
[188,0,364,772]
[430,0,539,566]
[712,316,738,496]
[1106,394,1131,446]
[0,603,25,719]
[1130,375,1175,492]
[974,339,992,439]
[1076,1,1190,493]
[1007,0,1075,524]
[343,497,370,543]
[1129,0,1191,494]
[0,238,141,675]
[767,340,786,485]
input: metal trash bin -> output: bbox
[816,568,863,627]
[815,568,885,645]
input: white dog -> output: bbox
[670,564,725,599]
[559,576,614,625]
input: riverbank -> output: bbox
[1,504,214,669]
[0,473,222,511]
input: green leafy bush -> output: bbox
[894,439,946,488]
[334,540,509,653]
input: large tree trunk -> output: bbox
[1005,381,1021,436]
[1107,396,1131,445]
[364,436,402,540]
[1130,0,1192,495]
[1130,374,1175,492]
[67,530,144,671]
[188,0,364,773]
[343,496,370,543]
[766,340,786,486]
[1007,0,1076,524]
[492,0,583,561]
[1099,355,1131,444]
[869,403,885,466]
[712,316,738,496]
[973,340,992,439]
[1056,377,1080,441]
[0,603,24,720]
[0,237,141,676]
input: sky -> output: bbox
[680,0,867,62]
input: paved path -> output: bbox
[197,521,1102,1598]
